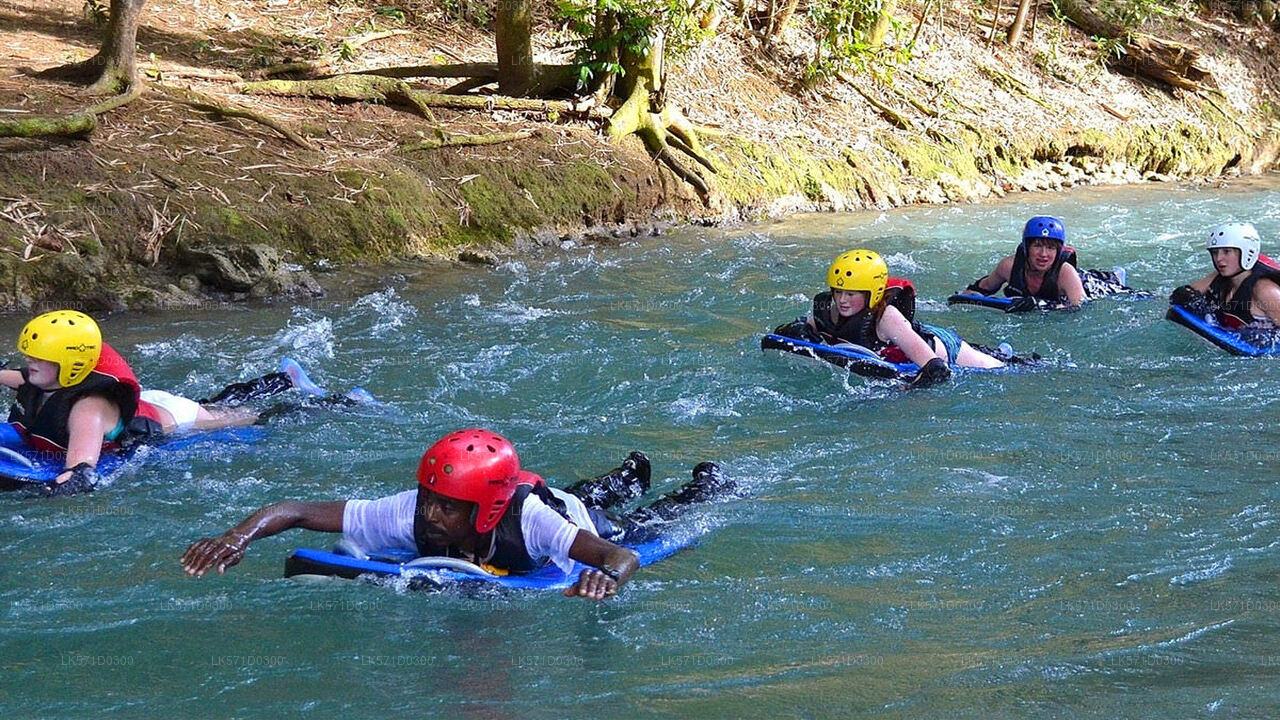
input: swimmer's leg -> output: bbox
[189,405,259,431]
[564,451,651,511]
[198,358,332,405]
[625,461,734,526]
[198,373,293,405]
[952,341,1004,369]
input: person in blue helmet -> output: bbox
[960,216,1087,311]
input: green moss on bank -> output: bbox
[0,104,1277,310]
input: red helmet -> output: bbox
[416,428,520,533]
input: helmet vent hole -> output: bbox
[466,444,475,452]
[486,444,496,452]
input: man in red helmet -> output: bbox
[182,428,730,600]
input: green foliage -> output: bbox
[804,0,906,85]
[1081,0,1185,34]
[374,5,407,23]
[556,0,712,89]
[1093,34,1127,61]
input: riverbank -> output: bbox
[0,0,1278,310]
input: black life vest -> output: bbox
[7,342,160,453]
[811,278,917,349]
[1209,258,1280,328]
[811,278,934,364]
[412,471,573,573]
[1005,245,1078,301]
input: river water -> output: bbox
[3,177,1280,717]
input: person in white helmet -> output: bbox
[1170,223,1280,328]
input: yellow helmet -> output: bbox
[826,250,888,308]
[17,310,102,387]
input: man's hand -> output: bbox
[564,567,620,601]
[181,535,248,577]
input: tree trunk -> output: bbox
[1007,0,1033,46]
[768,0,802,39]
[91,0,146,92]
[495,0,534,96]
[867,0,897,49]
[36,0,146,92]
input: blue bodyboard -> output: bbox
[761,329,1037,381]
[1166,304,1280,357]
[761,333,912,379]
[0,423,265,487]
[946,293,1022,311]
[283,533,694,590]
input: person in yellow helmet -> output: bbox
[805,250,1004,387]
[1,311,324,495]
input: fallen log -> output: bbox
[1056,0,1214,91]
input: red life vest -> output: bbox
[7,342,163,453]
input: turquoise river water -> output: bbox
[3,177,1280,718]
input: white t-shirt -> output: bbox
[341,487,598,573]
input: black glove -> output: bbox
[909,358,952,389]
[1168,285,1202,307]
[964,280,992,296]
[31,463,98,498]
[1004,296,1038,313]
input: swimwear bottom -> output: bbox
[140,390,201,432]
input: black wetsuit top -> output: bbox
[811,289,934,352]
[1208,264,1280,328]
[1005,247,1076,301]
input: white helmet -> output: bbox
[1205,222,1261,271]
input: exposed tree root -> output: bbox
[402,129,535,151]
[142,65,244,83]
[0,84,142,139]
[606,76,716,197]
[444,77,494,95]
[240,75,602,119]
[840,72,915,131]
[878,75,983,137]
[357,63,500,79]
[242,75,439,123]
[0,112,96,139]
[151,83,315,150]
[353,63,579,97]
[1199,92,1254,137]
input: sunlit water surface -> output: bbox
[3,177,1280,717]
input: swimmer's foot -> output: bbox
[627,461,735,524]
[279,357,327,398]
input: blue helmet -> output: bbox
[1021,216,1066,254]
